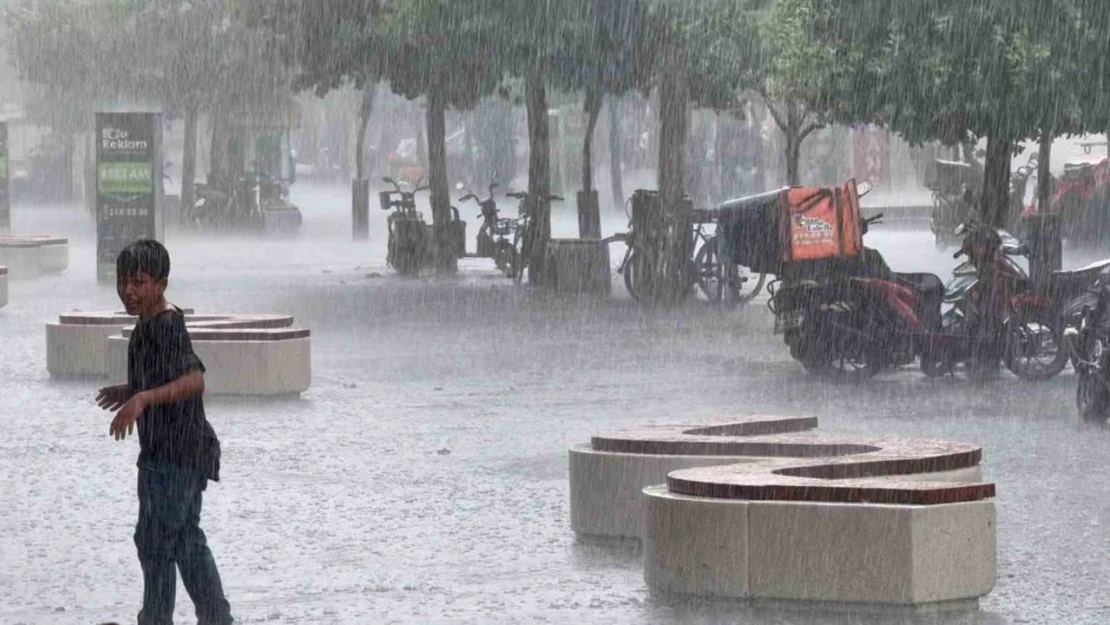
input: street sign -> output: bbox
[96,113,162,282]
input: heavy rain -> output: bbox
[1,1,1109,624]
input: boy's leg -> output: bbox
[175,473,233,625]
[134,465,179,625]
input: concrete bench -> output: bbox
[106,324,311,397]
[45,311,297,380]
[570,417,996,609]
[569,415,820,539]
[0,236,69,279]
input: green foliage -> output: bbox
[824,0,1110,144]
[759,0,843,112]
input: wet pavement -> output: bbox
[2,185,1109,624]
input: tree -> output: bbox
[377,0,502,275]
[281,0,500,274]
[824,0,1110,230]
[492,1,581,285]
[558,0,653,235]
[756,0,846,186]
[628,0,763,302]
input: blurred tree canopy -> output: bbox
[7,0,295,212]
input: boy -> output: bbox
[96,239,233,625]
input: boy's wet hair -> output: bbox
[116,239,170,281]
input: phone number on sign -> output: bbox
[101,208,151,219]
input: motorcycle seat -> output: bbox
[893,272,945,297]
[894,272,945,330]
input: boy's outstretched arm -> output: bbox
[109,371,205,440]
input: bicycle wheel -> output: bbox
[730,266,767,305]
[692,241,723,302]
[623,249,655,301]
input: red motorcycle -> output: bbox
[771,221,1065,381]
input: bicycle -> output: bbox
[691,228,767,306]
[615,204,765,305]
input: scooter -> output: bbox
[459,182,518,276]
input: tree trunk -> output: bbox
[577,89,604,239]
[181,106,198,226]
[524,76,553,286]
[463,113,477,187]
[980,134,1013,229]
[784,102,802,187]
[415,111,428,172]
[355,85,375,182]
[582,88,603,192]
[426,99,456,275]
[608,96,624,207]
[1031,129,1060,284]
[657,57,691,304]
[208,112,226,186]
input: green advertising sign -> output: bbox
[96,113,162,282]
[98,162,152,195]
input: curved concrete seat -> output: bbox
[569,416,821,539]
[0,236,69,279]
[639,427,996,608]
[45,311,296,380]
[105,322,312,397]
[0,266,7,308]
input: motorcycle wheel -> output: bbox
[1077,370,1110,423]
[494,241,516,277]
[1004,308,1069,381]
[920,351,950,377]
[791,324,879,383]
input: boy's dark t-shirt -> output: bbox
[128,307,221,481]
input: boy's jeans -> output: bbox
[135,461,232,625]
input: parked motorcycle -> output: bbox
[771,218,1065,381]
[1073,270,1110,422]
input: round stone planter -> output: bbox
[45,311,301,384]
[639,430,995,609]
[106,326,312,396]
[0,236,69,279]
[569,416,820,540]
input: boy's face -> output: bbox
[117,271,167,317]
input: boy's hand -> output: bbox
[109,393,148,441]
[95,384,132,412]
